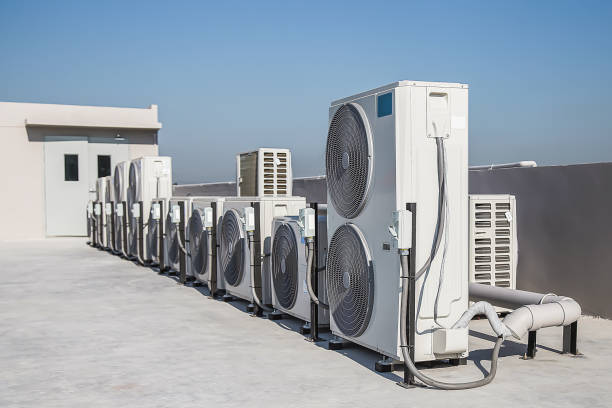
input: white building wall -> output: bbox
[0,102,161,240]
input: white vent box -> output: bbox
[236,148,292,197]
[469,195,518,292]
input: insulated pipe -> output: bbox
[469,161,537,171]
[120,215,131,259]
[470,283,557,309]
[305,237,328,309]
[247,230,272,313]
[469,283,581,340]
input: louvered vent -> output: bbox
[469,196,517,289]
[220,209,244,287]
[238,149,292,197]
[326,104,372,219]
[326,224,374,337]
[188,209,208,278]
[271,223,299,309]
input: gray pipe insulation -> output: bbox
[462,283,582,340]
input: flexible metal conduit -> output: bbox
[305,237,329,309]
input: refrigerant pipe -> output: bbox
[247,230,272,313]
[305,237,329,309]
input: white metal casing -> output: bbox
[327,81,469,362]
[236,148,292,197]
[220,196,306,305]
[127,156,172,261]
[469,195,518,297]
[190,197,228,289]
[270,216,329,324]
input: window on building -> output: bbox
[64,154,79,181]
[98,155,111,177]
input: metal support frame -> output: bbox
[309,202,321,342]
[563,321,579,355]
[178,201,187,284]
[526,331,537,359]
[401,202,417,387]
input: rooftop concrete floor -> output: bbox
[1,238,611,407]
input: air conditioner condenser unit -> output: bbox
[127,156,172,264]
[325,81,469,364]
[219,196,306,313]
[270,206,329,326]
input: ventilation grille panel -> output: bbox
[469,196,517,289]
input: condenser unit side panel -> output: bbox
[239,152,258,197]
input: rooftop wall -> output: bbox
[470,163,612,318]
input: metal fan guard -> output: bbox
[188,210,208,278]
[165,213,179,265]
[325,104,372,219]
[326,223,374,337]
[220,209,244,287]
[271,223,299,309]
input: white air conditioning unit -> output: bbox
[270,212,329,324]
[127,156,172,263]
[469,195,517,291]
[96,176,112,249]
[219,196,306,308]
[113,161,130,255]
[236,148,292,197]
[146,197,170,266]
[325,81,469,362]
[189,197,227,294]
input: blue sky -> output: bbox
[1,1,611,183]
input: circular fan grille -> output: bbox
[188,210,208,278]
[127,163,139,255]
[326,224,374,337]
[271,223,299,309]
[220,209,244,287]
[113,166,122,203]
[326,104,372,219]
[165,213,179,265]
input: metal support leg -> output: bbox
[563,321,579,355]
[526,330,537,359]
